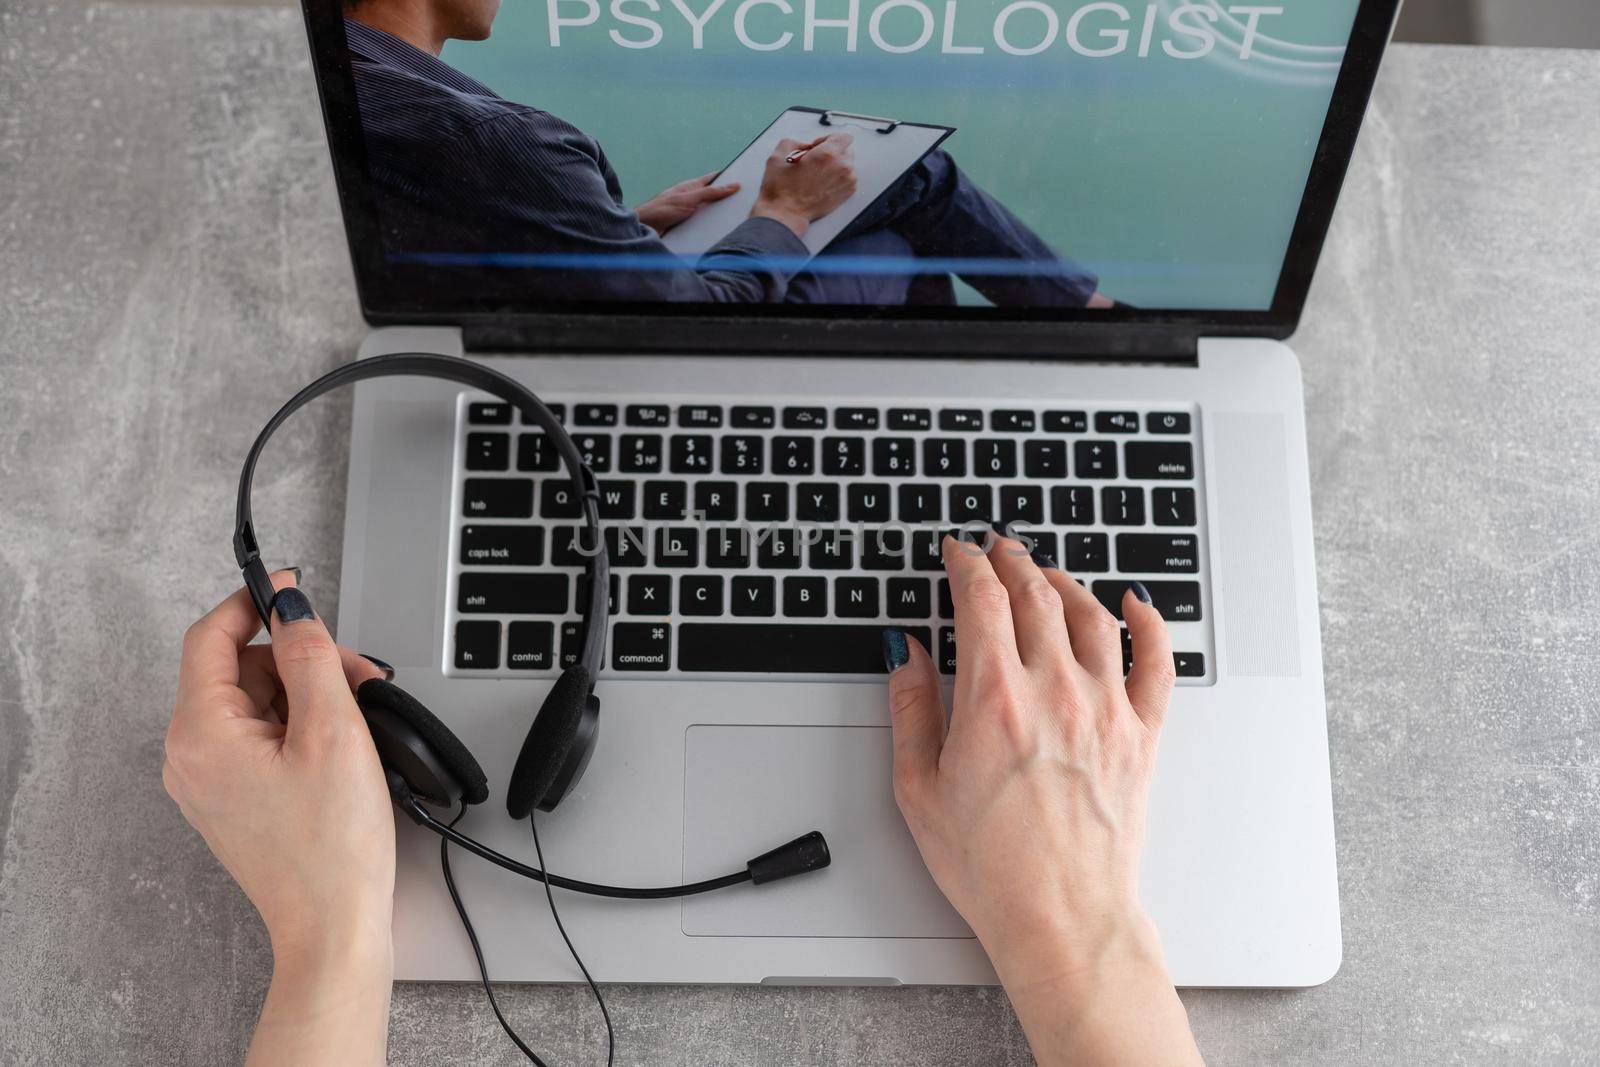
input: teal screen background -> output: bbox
[443,0,1361,309]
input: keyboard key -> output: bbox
[1023,440,1066,479]
[454,620,500,669]
[458,573,567,614]
[809,531,854,570]
[1074,441,1118,478]
[835,407,880,430]
[886,577,931,619]
[974,439,1017,477]
[746,482,789,521]
[889,408,932,430]
[678,624,930,673]
[517,433,560,472]
[784,576,828,617]
[847,483,891,522]
[1091,580,1202,621]
[654,526,700,568]
[898,484,941,522]
[1173,651,1206,677]
[872,437,916,477]
[1126,441,1195,480]
[756,529,802,568]
[574,433,612,472]
[990,410,1036,432]
[822,436,866,476]
[1147,412,1191,435]
[642,480,687,520]
[1117,534,1200,573]
[705,527,751,569]
[1043,410,1088,433]
[923,438,966,477]
[612,622,671,671]
[466,432,510,471]
[796,482,841,522]
[506,621,553,670]
[938,626,957,674]
[678,405,722,428]
[1027,532,1058,566]
[720,434,765,474]
[460,525,543,566]
[693,480,738,521]
[628,574,672,614]
[469,402,511,425]
[939,409,982,432]
[910,531,945,571]
[539,481,581,518]
[670,434,713,473]
[679,575,724,616]
[575,573,620,616]
[1153,487,1198,526]
[625,404,670,427]
[550,525,597,567]
[949,485,993,523]
[861,527,908,570]
[619,434,663,473]
[574,403,618,427]
[463,479,533,518]
[1102,486,1145,526]
[596,480,636,519]
[731,405,775,428]
[783,406,827,429]
[773,436,815,475]
[520,402,565,427]
[937,578,953,619]
[834,577,879,618]
[999,485,1044,527]
[559,621,584,668]
[1051,485,1095,525]
[605,525,650,567]
[1095,411,1140,434]
[1064,533,1110,573]
[731,576,776,616]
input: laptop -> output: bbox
[305,0,1400,986]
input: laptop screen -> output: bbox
[321,0,1385,325]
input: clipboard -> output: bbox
[660,106,954,258]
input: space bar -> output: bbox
[678,624,932,674]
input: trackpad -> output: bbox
[682,725,971,939]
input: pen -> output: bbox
[785,146,812,164]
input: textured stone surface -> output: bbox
[2,7,1598,1063]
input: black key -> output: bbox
[808,530,854,570]
[999,485,1044,527]
[679,575,724,616]
[1095,411,1140,434]
[574,433,612,472]
[756,529,802,569]
[990,409,1036,432]
[783,406,827,430]
[822,436,866,476]
[847,483,891,522]
[872,437,916,477]
[454,620,500,669]
[654,526,700,568]
[539,481,581,518]
[1174,652,1206,677]
[1064,533,1110,573]
[678,624,930,673]
[1074,441,1118,478]
[458,573,567,614]
[575,573,620,616]
[550,525,599,567]
[463,479,533,518]
[974,439,1017,477]
[948,485,993,523]
[1026,532,1058,567]
[1043,410,1088,433]
[731,405,775,428]
[910,530,944,571]
[937,626,957,674]
[466,432,510,471]
[642,480,687,520]
[1102,486,1145,526]
[605,525,650,568]
[619,434,663,473]
[796,482,840,522]
[939,409,982,432]
[1147,412,1191,435]
[1052,485,1095,525]
[898,484,941,522]
[861,528,908,571]
[746,482,789,521]
[886,577,931,619]
[596,480,636,519]
[1117,533,1200,573]
[720,434,765,475]
[889,408,932,431]
[612,622,671,671]
[835,407,880,430]
[1126,441,1195,480]
[705,527,751,569]
[784,576,828,617]
[678,405,723,428]
[574,403,618,427]
[1024,440,1066,479]
[922,438,966,478]
[558,621,584,669]
[731,576,776,617]
[628,574,672,615]
[469,402,511,425]
[625,404,670,427]
[517,433,560,472]
[670,434,713,473]
[772,436,815,475]
[520,402,566,426]
[506,621,553,670]
[460,525,543,566]
[694,480,739,521]
[834,577,879,618]
[937,578,954,619]
[1122,626,1134,676]
[1153,487,1198,526]
[1091,580,1202,622]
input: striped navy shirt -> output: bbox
[344,19,806,303]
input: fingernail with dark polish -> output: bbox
[272,586,315,623]
[359,653,396,681]
[1031,551,1057,569]
[286,566,302,584]
[882,628,910,672]
[1130,580,1152,605]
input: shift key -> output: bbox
[1090,580,1202,622]
[458,573,568,614]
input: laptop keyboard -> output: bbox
[447,395,1213,683]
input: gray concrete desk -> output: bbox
[1,7,1597,1063]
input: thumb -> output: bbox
[269,586,365,750]
[883,629,944,801]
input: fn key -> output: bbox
[455,620,500,669]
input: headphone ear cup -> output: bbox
[507,666,598,818]
[357,679,490,807]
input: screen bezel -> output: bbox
[302,0,1401,355]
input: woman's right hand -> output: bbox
[751,133,858,237]
[884,535,1203,1066]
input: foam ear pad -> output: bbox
[506,666,594,819]
[357,679,490,806]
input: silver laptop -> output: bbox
[306,0,1400,986]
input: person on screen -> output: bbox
[339,0,1115,308]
